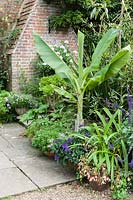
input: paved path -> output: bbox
[0,123,75,198]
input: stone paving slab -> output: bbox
[0,135,13,151]
[0,123,75,198]
[0,152,15,169]
[15,156,75,188]
[0,167,37,198]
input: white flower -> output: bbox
[5,97,8,102]
[60,45,65,49]
[73,50,78,55]
[59,56,63,60]
[56,52,60,55]
[63,49,67,53]
[64,40,69,44]
[42,63,47,66]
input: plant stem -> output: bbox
[76,93,84,132]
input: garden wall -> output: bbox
[9,0,77,91]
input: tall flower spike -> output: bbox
[127,87,133,125]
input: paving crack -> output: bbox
[0,135,14,148]
[1,150,41,191]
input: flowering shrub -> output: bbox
[77,155,110,190]
[51,130,89,165]
[6,93,37,108]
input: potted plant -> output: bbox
[7,93,34,115]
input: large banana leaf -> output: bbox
[105,45,131,80]
[51,85,76,102]
[90,28,119,70]
[78,30,84,81]
[84,45,131,91]
[83,29,119,80]
[33,33,71,78]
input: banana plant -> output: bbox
[34,28,131,131]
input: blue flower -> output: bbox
[54,155,59,161]
[108,143,114,151]
[113,102,119,109]
[105,98,111,108]
[129,159,133,168]
[61,142,70,152]
[67,138,73,143]
[127,87,133,124]
[84,132,90,137]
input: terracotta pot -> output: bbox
[89,181,109,191]
[15,107,28,115]
[44,152,55,158]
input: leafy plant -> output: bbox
[25,109,74,152]
[7,93,37,109]
[112,172,128,200]
[39,74,70,110]
[51,132,89,165]
[0,90,16,122]
[32,128,60,153]
[34,28,131,131]
[72,107,130,198]
[20,104,48,123]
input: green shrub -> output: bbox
[7,93,38,109]
[25,109,74,152]
[0,90,16,122]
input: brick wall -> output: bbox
[0,0,22,21]
[11,0,77,91]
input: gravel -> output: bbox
[11,181,133,200]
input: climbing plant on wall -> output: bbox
[0,0,21,89]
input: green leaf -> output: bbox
[90,28,119,70]
[51,85,76,102]
[78,30,84,80]
[121,140,128,175]
[95,110,107,128]
[105,45,131,80]
[105,152,111,174]
[33,33,71,78]
[85,66,109,91]
[111,156,115,181]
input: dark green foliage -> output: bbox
[0,90,17,122]
[25,109,74,152]
[46,0,133,110]
[33,56,55,77]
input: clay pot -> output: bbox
[15,107,28,115]
[44,152,55,158]
[89,181,109,191]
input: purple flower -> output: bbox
[61,142,70,152]
[105,98,111,108]
[113,102,119,109]
[129,159,133,168]
[79,124,84,128]
[116,155,123,164]
[84,132,90,137]
[127,87,133,124]
[54,155,59,161]
[67,138,73,143]
[128,152,133,168]
[108,143,114,151]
